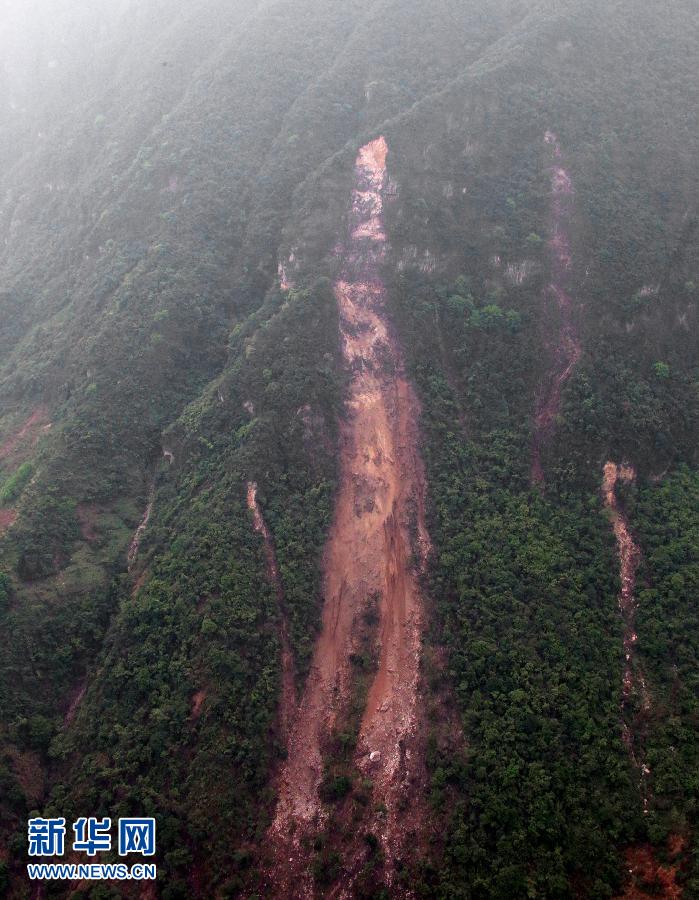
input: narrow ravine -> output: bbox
[127,481,155,572]
[531,131,582,485]
[602,461,651,813]
[266,137,430,896]
[246,481,296,740]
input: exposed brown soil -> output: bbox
[247,481,296,740]
[616,840,685,899]
[265,137,430,896]
[603,462,651,810]
[0,406,51,462]
[531,132,582,486]
[0,507,18,535]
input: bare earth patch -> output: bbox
[603,461,651,811]
[531,132,581,486]
[266,137,430,896]
[617,840,685,899]
[127,482,156,572]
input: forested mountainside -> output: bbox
[0,0,698,897]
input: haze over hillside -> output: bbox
[0,1,698,897]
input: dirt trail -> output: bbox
[266,137,429,896]
[127,481,155,573]
[602,461,651,812]
[247,481,296,740]
[531,131,582,485]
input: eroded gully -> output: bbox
[266,137,430,896]
[127,481,156,573]
[531,131,582,486]
[602,462,651,812]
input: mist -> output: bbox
[2,0,214,152]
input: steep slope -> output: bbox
[531,131,581,486]
[247,480,296,740]
[1,1,698,898]
[602,462,650,811]
[268,138,429,895]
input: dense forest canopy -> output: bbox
[0,0,697,897]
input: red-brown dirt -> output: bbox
[616,840,685,899]
[247,481,296,740]
[265,137,430,896]
[0,406,51,462]
[531,132,582,486]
